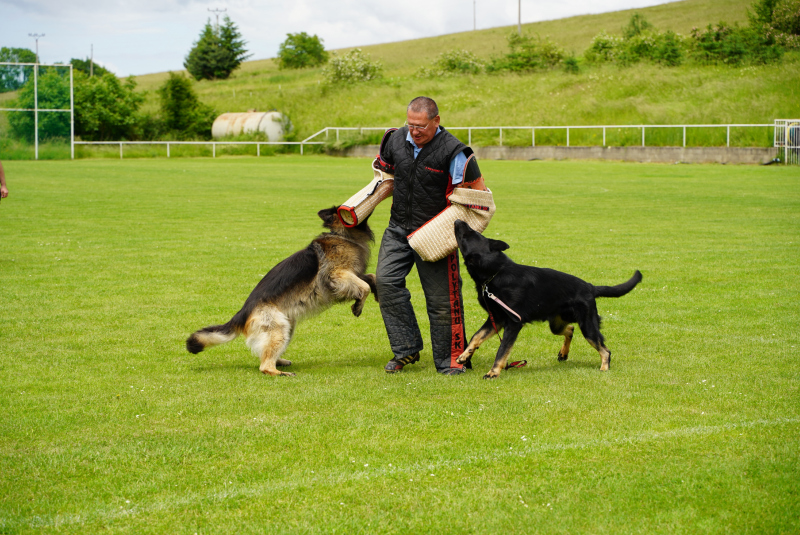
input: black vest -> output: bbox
[384,126,467,232]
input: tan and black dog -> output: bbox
[186,207,377,376]
[454,219,641,379]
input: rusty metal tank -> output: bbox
[211,111,288,140]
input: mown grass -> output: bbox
[0,156,798,533]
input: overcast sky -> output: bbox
[1,0,676,76]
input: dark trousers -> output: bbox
[376,221,468,371]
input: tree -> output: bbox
[157,72,215,139]
[623,13,654,39]
[0,47,37,92]
[184,16,251,80]
[8,69,71,141]
[277,32,329,69]
[70,58,113,77]
[73,72,144,140]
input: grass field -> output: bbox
[1,156,799,533]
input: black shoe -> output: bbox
[439,367,465,376]
[384,352,420,373]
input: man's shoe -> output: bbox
[439,367,465,376]
[384,352,420,373]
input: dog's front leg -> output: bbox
[331,270,372,317]
[484,322,523,379]
[360,273,379,302]
[457,317,497,365]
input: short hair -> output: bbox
[407,96,439,120]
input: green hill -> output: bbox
[25,0,800,149]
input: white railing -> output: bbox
[310,124,777,148]
[72,139,325,159]
[36,123,789,159]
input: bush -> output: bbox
[751,0,800,48]
[74,72,144,141]
[184,16,251,81]
[277,32,329,69]
[417,49,483,77]
[690,22,783,65]
[487,33,565,72]
[157,72,216,139]
[584,32,621,63]
[322,49,383,84]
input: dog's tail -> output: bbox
[186,309,248,354]
[594,270,642,298]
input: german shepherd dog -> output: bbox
[453,219,642,379]
[186,207,377,376]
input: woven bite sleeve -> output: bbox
[407,187,496,262]
[337,160,395,227]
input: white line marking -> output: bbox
[12,417,799,529]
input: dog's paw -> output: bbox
[456,352,472,365]
[483,372,499,380]
[557,352,568,361]
[351,300,364,317]
[279,371,297,377]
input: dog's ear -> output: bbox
[489,238,510,252]
[318,206,337,222]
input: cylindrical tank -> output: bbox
[211,111,289,140]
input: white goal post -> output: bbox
[0,62,74,160]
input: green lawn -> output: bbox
[1,157,798,533]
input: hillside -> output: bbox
[5,0,797,150]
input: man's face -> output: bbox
[406,109,440,148]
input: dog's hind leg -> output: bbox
[484,322,523,379]
[577,302,611,371]
[549,317,574,362]
[457,317,497,366]
[246,309,296,377]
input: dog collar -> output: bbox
[481,270,522,323]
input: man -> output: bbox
[375,96,478,375]
[0,160,8,200]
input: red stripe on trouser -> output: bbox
[447,251,466,368]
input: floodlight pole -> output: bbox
[29,33,44,63]
[208,8,227,33]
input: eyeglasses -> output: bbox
[405,119,434,132]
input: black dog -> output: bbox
[454,219,642,379]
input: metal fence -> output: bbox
[310,124,777,148]
[774,119,800,165]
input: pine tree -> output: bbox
[184,16,251,80]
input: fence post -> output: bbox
[336,129,340,142]
[727,126,730,147]
[120,142,123,159]
[167,142,170,158]
[499,128,503,146]
[603,127,606,147]
[213,143,216,158]
[642,126,645,147]
[468,128,472,146]
[301,143,304,156]
[532,128,535,147]
[257,144,260,157]
[683,126,686,147]
[567,127,570,147]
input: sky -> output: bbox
[1,0,676,76]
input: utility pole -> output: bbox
[208,8,227,34]
[29,33,44,63]
[518,0,522,34]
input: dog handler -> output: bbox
[375,96,482,375]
